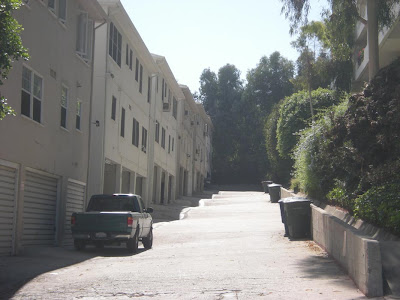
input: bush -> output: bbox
[354,183,400,236]
[292,98,349,200]
[276,88,344,159]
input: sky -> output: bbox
[120,0,328,94]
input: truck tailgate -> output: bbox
[73,212,131,233]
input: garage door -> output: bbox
[0,165,17,256]
[22,171,58,246]
[63,180,85,247]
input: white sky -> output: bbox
[120,0,328,94]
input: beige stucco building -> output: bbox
[0,0,105,255]
[0,0,212,256]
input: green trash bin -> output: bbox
[261,180,273,193]
[283,197,311,239]
[268,183,282,203]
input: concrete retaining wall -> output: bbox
[280,187,386,297]
[311,204,383,297]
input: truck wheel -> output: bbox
[127,228,139,254]
[74,239,86,251]
[142,228,153,249]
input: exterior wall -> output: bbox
[88,0,159,206]
[0,0,103,254]
[353,0,400,90]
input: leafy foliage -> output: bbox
[354,183,400,236]
[292,58,400,235]
[0,0,29,119]
[276,88,343,159]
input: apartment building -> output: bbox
[150,54,185,204]
[178,86,213,196]
[0,0,212,256]
[0,0,105,255]
[353,0,400,90]
[87,0,159,204]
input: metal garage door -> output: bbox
[63,180,85,247]
[0,165,17,256]
[22,171,58,246]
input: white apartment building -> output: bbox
[178,86,213,196]
[353,1,400,90]
[0,0,105,255]
[88,0,159,204]
[0,0,212,256]
[151,54,185,204]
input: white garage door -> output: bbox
[63,180,85,247]
[0,165,17,256]
[23,171,58,246]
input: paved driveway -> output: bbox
[2,191,369,299]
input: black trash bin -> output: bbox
[261,180,273,193]
[283,197,311,239]
[278,199,289,236]
[268,184,282,203]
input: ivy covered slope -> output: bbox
[294,58,400,236]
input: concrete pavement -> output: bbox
[0,190,379,299]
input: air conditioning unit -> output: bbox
[190,121,194,126]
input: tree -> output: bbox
[245,51,294,116]
[281,0,400,80]
[199,64,244,184]
[0,0,29,119]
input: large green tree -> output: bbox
[245,51,294,116]
[199,64,244,184]
[0,0,29,119]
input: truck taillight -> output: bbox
[127,216,133,227]
[71,215,76,226]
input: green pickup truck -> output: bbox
[71,194,153,253]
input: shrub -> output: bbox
[354,183,400,236]
[276,88,344,159]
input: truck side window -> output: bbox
[133,197,142,213]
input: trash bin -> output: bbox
[261,180,273,193]
[268,184,282,203]
[278,199,289,236]
[283,197,311,239]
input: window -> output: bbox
[126,44,129,66]
[147,76,151,103]
[76,11,93,62]
[48,0,55,12]
[60,85,68,128]
[132,118,139,147]
[135,58,139,81]
[173,97,177,119]
[168,135,171,153]
[139,64,143,93]
[76,100,82,130]
[109,22,122,66]
[58,0,66,22]
[120,107,125,137]
[155,121,160,143]
[111,96,116,120]
[21,66,42,123]
[129,49,133,70]
[172,137,174,152]
[161,78,164,101]
[141,127,147,153]
[161,127,166,149]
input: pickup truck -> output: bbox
[71,194,153,253]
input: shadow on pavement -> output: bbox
[0,246,97,299]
